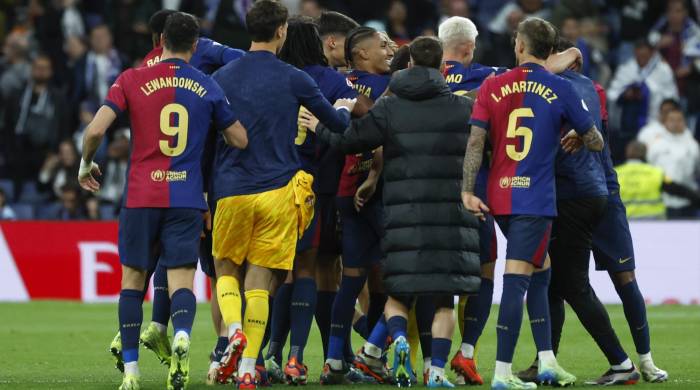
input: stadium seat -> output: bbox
[99,205,117,220]
[9,203,34,220]
[19,181,49,204]
[35,202,61,220]
[0,179,14,198]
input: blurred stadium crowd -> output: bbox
[1,0,700,220]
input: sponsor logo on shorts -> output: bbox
[151,169,187,182]
[618,257,632,264]
[499,176,531,189]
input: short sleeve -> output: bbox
[210,82,238,131]
[469,78,491,130]
[560,79,594,134]
[104,71,129,114]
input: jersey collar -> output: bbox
[161,58,187,65]
[521,62,545,70]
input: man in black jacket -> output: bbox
[300,36,480,388]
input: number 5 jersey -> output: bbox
[469,62,594,217]
[104,58,238,210]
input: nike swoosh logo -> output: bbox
[619,257,632,264]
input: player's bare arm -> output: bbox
[561,126,604,153]
[299,99,357,132]
[461,125,490,220]
[223,120,249,149]
[581,127,604,151]
[78,106,116,193]
[545,47,582,73]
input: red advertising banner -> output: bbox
[1,221,699,303]
[0,222,211,302]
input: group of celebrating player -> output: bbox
[76,2,669,390]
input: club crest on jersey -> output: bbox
[151,169,187,182]
[499,176,531,189]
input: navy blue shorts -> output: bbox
[495,215,552,268]
[337,196,383,269]
[118,208,203,271]
[198,201,216,278]
[317,194,341,258]
[297,198,321,253]
[479,214,498,264]
[592,194,636,272]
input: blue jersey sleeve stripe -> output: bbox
[103,100,123,115]
[469,118,489,130]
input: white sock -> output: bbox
[239,357,256,376]
[228,323,242,338]
[430,366,445,378]
[612,358,633,371]
[423,358,431,374]
[537,350,556,366]
[124,361,140,376]
[495,361,512,378]
[153,322,167,334]
[639,352,653,364]
[174,330,189,341]
[364,342,382,359]
[460,343,475,359]
[326,358,343,370]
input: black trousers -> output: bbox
[549,196,627,365]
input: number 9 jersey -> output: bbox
[469,62,594,217]
[104,58,238,210]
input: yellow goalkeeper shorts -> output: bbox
[213,170,315,270]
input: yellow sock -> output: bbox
[457,295,467,337]
[242,289,269,359]
[407,305,419,369]
[217,275,242,328]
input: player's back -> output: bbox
[444,60,506,94]
[142,37,244,74]
[347,70,390,101]
[298,65,357,194]
[106,58,230,210]
[212,51,310,198]
[471,63,593,216]
[555,70,608,200]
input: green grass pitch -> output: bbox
[0,302,698,389]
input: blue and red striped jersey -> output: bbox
[444,60,506,200]
[142,37,245,74]
[105,58,237,210]
[469,62,594,216]
[444,60,507,93]
[337,70,390,197]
